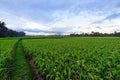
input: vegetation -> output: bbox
[0,37,120,80]
[0,39,17,79]
[11,40,33,80]
[0,21,25,37]
[23,37,120,80]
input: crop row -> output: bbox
[0,39,17,79]
[23,37,120,80]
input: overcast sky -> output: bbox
[0,0,120,35]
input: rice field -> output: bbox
[0,37,120,80]
[0,39,17,79]
[22,37,120,80]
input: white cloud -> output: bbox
[50,10,109,33]
[91,17,120,33]
[25,31,55,36]
[0,11,50,35]
[1,0,120,35]
[23,21,49,30]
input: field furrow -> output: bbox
[11,40,33,80]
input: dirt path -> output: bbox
[11,40,33,80]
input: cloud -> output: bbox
[0,0,98,24]
[0,0,120,35]
[25,31,56,36]
[96,26,102,29]
[0,11,26,30]
[93,13,120,24]
[104,13,120,20]
[116,2,120,7]
[91,17,120,33]
[0,11,50,32]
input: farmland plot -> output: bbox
[23,37,120,80]
[0,39,17,79]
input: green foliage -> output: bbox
[23,37,120,80]
[0,39,17,79]
[0,21,25,37]
[11,41,33,80]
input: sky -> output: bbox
[0,0,120,35]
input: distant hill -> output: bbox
[0,21,25,37]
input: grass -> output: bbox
[11,40,33,80]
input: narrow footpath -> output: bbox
[11,40,33,80]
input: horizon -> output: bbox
[0,0,120,35]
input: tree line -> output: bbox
[70,31,120,37]
[0,21,25,37]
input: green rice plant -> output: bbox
[23,37,120,80]
[0,39,17,79]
